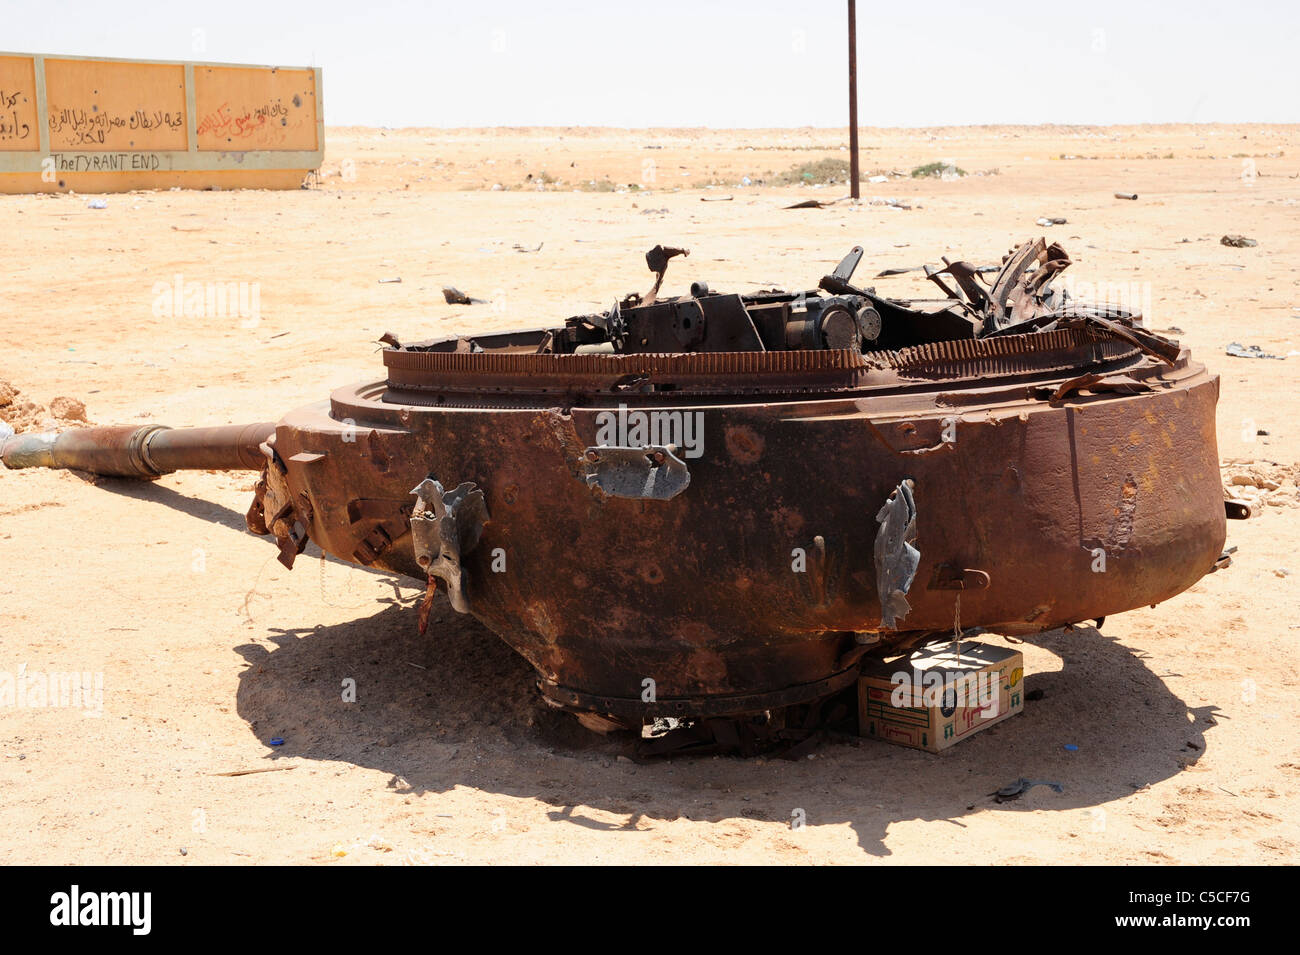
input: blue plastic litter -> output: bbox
[1064,743,1078,752]
[268,737,285,746]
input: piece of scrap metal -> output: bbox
[874,479,919,629]
[581,445,690,501]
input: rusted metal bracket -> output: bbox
[1225,499,1252,520]
[927,563,991,590]
[254,442,310,569]
[410,478,490,614]
[874,479,919,629]
[346,498,414,565]
[581,445,690,501]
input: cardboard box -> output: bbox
[858,641,1024,752]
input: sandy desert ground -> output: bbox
[1,124,1297,864]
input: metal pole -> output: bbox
[848,0,860,199]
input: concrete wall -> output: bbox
[0,52,323,192]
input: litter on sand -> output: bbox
[992,778,1064,802]
[1226,342,1284,359]
[442,286,488,305]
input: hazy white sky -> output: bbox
[6,0,1297,127]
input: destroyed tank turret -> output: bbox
[2,240,1231,739]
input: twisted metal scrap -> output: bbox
[410,478,490,614]
[874,479,919,630]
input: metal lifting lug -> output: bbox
[409,478,490,614]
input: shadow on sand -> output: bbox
[232,582,1217,857]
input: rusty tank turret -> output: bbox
[2,240,1231,738]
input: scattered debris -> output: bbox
[86,198,108,209]
[512,242,544,252]
[1220,234,1258,248]
[442,286,487,305]
[1114,192,1138,200]
[211,765,296,777]
[784,197,846,210]
[1212,545,1238,569]
[700,195,733,202]
[1226,342,1284,359]
[1036,216,1068,226]
[378,277,402,284]
[992,778,1064,802]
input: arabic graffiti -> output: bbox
[48,107,185,147]
[196,98,290,139]
[0,88,32,141]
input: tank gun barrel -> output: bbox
[0,422,275,478]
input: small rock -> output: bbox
[0,380,16,407]
[48,396,87,422]
[1276,568,1291,578]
